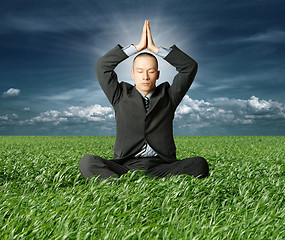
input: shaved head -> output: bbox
[133,52,158,70]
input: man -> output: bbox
[79,20,209,183]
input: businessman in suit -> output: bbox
[79,20,209,183]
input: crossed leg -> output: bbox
[79,155,209,182]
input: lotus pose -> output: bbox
[79,20,209,183]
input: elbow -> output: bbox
[191,57,198,70]
[185,60,198,75]
[194,61,198,74]
[185,60,198,81]
[192,61,198,78]
[189,58,198,75]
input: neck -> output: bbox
[135,87,154,97]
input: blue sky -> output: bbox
[1,0,284,135]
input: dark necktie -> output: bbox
[144,96,150,112]
[135,96,149,157]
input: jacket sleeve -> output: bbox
[164,45,198,109]
[95,44,129,106]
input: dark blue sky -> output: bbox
[1,0,285,135]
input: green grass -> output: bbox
[0,136,284,239]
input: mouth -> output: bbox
[142,83,150,86]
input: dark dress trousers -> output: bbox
[79,44,209,182]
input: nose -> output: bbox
[143,71,149,80]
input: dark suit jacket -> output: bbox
[95,44,198,163]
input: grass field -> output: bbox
[0,136,284,239]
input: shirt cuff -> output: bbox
[122,44,138,57]
[157,46,172,58]
[123,44,172,58]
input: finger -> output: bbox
[141,21,147,48]
[147,21,151,34]
[143,23,147,42]
[142,20,145,32]
[147,22,152,41]
[146,21,150,34]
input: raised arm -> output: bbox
[165,45,198,108]
[95,21,148,105]
[95,44,127,106]
[146,20,198,108]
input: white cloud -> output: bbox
[3,88,20,98]
[248,96,271,110]
[27,110,65,125]
[63,105,114,120]
[24,104,114,125]
[0,115,9,121]
[0,113,18,123]
[175,95,285,130]
[26,95,284,131]
[1,96,285,135]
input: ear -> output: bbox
[131,70,134,80]
[156,70,160,80]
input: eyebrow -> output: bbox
[136,68,156,70]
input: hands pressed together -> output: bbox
[135,20,159,54]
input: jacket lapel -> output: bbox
[146,86,164,116]
[130,87,146,111]
[131,85,164,116]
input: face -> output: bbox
[131,55,160,96]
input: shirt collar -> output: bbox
[136,88,155,98]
